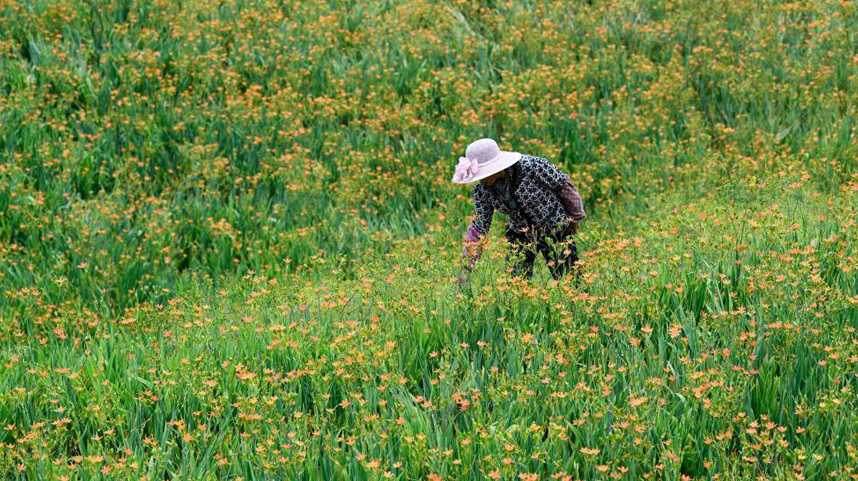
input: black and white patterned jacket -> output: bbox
[468,155,583,239]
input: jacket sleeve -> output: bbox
[470,185,494,237]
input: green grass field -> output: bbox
[1,0,857,479]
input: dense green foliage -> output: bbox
[1,0,857,479]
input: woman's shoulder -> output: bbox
[520,153,551,163]
[522,154,563,171]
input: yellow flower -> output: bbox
[580,447,600,456]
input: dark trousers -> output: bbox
[504,223,579,280]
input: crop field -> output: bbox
[1,0,857,479]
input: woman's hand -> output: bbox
[457,224,484,288]
[462,239,482,270]
[455,270,470,287]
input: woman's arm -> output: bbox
[557,182,586,222]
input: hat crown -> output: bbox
[466,138,501,164]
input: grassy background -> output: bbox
[1,0,857,479]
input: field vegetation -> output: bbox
[1,0,857,479]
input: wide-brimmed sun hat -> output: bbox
[451,138,522,184]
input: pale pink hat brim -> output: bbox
[451,151,522,184]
